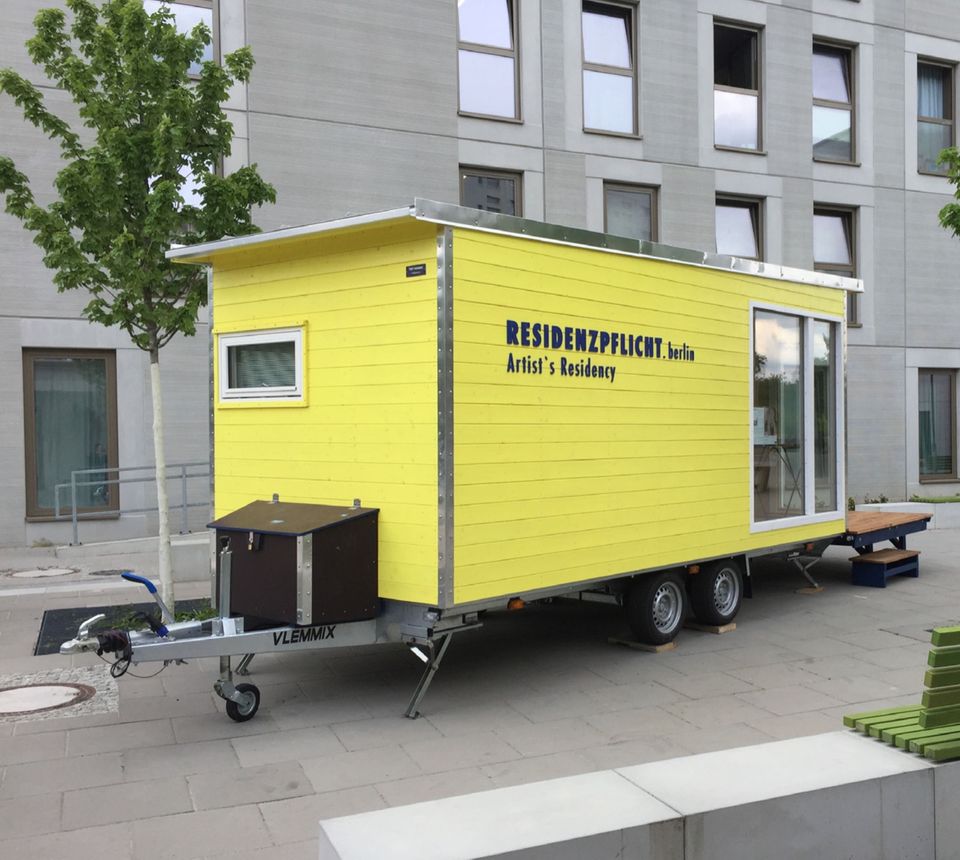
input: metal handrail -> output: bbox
[54,461,210,545]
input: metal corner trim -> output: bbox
[437,226,455,609]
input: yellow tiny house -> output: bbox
[170,200,859,645]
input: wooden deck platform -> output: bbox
[845,510,932,536]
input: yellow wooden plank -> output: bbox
[450,228,844,603]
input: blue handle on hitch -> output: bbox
[121,572,157,594]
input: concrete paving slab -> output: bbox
[259,786,387,845]
[329,714,443,752]
[231,725,346,767]
[123,738,241,781]
[187,761,312,810]
[0,730,65,765]
[67,717,174,756]
[401,729,519,774]
[663,694,772,729]
[200,841,318,860]
[131,805,273,860]
[479,749,599,788]
[0,750,122,798]
[585,704,697,740]
[734,685,846,716]
[495,716,609,757]
[0,792,63,839]
[375,764,499,806]
[62,775,192,829]
[0,822,132,860]
[300,744,423,794]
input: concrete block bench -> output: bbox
[318,732,959,859]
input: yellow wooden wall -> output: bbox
[211,220,440,604]
[451,229,847,605]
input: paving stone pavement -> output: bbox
[0,528,958,857]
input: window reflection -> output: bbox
[143,1,213,76]
[754,311,804,521]
[582,2,635,134]
[457,0,518,119]
[813,321,836,512]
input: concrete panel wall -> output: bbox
[847,346,907,501]
[245,0,457,138]
[905,192,960,347]
[248,115,458,229]
[639,3,700,166]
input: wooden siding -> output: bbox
[451,228,847,605]
[211,220,440,604]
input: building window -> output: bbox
[143,1,215,77]
[918,60,954,175]
[715,196,761,259]
[460,168,522,215]
[457,0,519,120]
[919,370,956,480]
[581,2,636,135]
[23,349,119,519]
[714,22,761,151]
[604,183,657,241]
[813,206,858,324]
[813,42,855,163]
[753,311,840,524]
[219,328,304,402]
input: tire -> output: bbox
[225,683,260,722]
[689,560,743,626]
[625,571,686,645]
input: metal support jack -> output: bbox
[791,555,822,590]
[404,634,453,719]
[236,653,256,675]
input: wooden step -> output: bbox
[850,548,920,588]
[851,548,920,564]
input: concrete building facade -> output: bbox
[2,0,960,545]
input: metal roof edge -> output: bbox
[165,206,415,262]
[166,197,863,294]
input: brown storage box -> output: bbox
[209,500,379,626]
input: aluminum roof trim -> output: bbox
[165,206,414,262]
[166,198,862,293]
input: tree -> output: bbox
[940,148,960,239]
[0,0,275,609]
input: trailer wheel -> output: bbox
[225,683,260,722]
[625,572,686,645]
[689,560,742,626]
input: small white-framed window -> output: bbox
[219,328,303,402]
[751,305,844,531]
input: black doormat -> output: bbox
[35,599,210,656]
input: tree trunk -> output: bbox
[149,347,175,611]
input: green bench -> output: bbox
[844,625,960,762]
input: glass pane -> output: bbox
[716,203,758,258]
[918,63,950,119]
[228,341,295,389]
[582,8,631,69]
[583,70,634,133]
[461,173,518,215]
[813,48,850,103]
[458,0,512,49]
[813,213,851,266]
[813,321,837,512]
[606,188,653,241]
[919,371,955,476]
[33,357,111,510]
[459,50,516,117]
[812,105,852,161]
[714,25,756,89]
[143,1,214,75]
[918,121,952,173]
[714,90,758,149]
[754,312,804,521]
